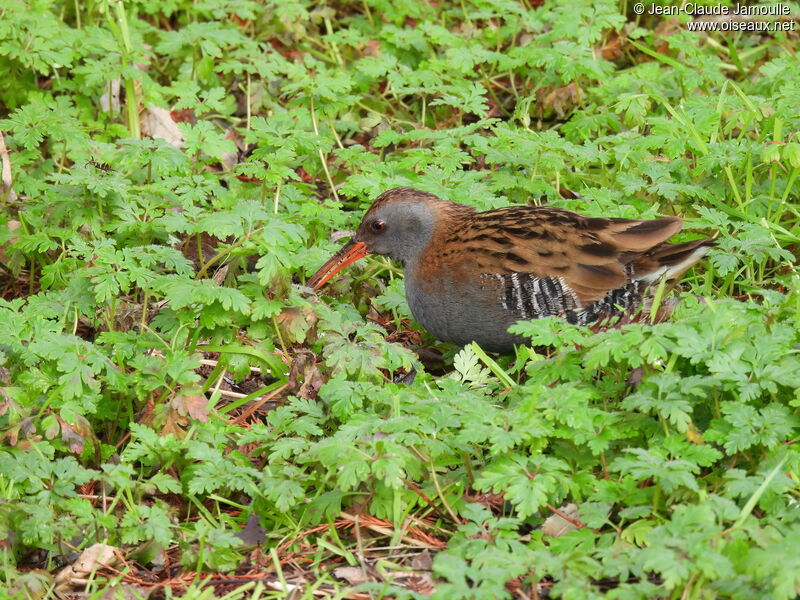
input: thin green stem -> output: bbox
[310,98,339,202]
[781,167,800,202]
[195,233,253,279]
[104,0,140,138]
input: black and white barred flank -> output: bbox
[567,279,644,325]
[481,272,645,326]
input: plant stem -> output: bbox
[310,97,339,202]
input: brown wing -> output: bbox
[431,205,684,306]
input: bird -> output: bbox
[308,187,715,352]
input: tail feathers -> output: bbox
[633,237,715,284]
[585,237,714,331]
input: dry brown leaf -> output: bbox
[4,417,37,446]
[275,305,317,344]
[298,362,325,399]
[99,79,121,114]
[363,39,381,57]
[542,503,581,538]
[600,33,625,61]
[54,543,119,592]
[161,409,186,437]
[287,349,312,392]
[235,514,267,547]
[58,418,86,454]
[392,571,436,595]
[410,549,433,571]
[333,566,370,586]
[182,232,226,270]
[172,387,210,423]
[211,263,229,285]
[535,83,583,119]
[141,105,184,148]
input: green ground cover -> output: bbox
[0,0,799,597]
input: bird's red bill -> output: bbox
[308,241,369,290]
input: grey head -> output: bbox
[353,187,447,267]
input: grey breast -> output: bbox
[404,270,529,352]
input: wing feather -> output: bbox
[428,205,689,305]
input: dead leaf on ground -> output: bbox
[275,305,317,344]
[600,32,626,61]
[535,83,583,119]
[394,571,436,595]
[298,362,325,399]
[333,565,437,595]
[181,232,227,270]
[99,78,121,114]
[363,39,381,57]
[410,548,433,571]
[141,105,185,148]
[58,416,88,454]
[54,543,119,592]
[235,514,267,547]
[161,408,187,438]
[287,349,312,391]
[542,503,581,538]
[333,566,369,586]
[172,386,210,423]
[4,416,37,447]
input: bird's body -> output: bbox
[309,187,714,352]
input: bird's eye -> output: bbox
[370,220,386,233]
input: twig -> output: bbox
[230,383,287,424]
[429,466,463,525]
[546,504,587,529]
[198,358,265,374]
[339,512,444,549]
